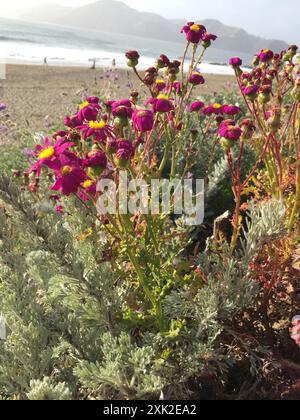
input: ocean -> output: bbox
[0,17,253,75]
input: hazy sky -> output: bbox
[1,0,299,44]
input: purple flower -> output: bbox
[258,49,274,63]
[229,57,242,68]
[55,205,64,214]
[28,137,74,176]
[77,98,101,122]
[132,110,154,132]
[86,97,100,105]
[146,95,173,113]
[0,103,7,112]
[172,81,182,95]
[80,120,113,142]
[181,22,206,44]
[219,124,242,141]
[79,179,97,202]
[112,105,133,118]
[155,79,167,92]
[115,148,133,168]
[64,115,82,128]
[201,32,218,47]
[117,139,135,158]
[125,51,140,60]
[242,84,259,99]
[46,154,85,196]
[190,101,205,112]
[189,71,205,86]
[222,105,241,116]
[202,103,223,116]
[112,99,132,110]
[83,150,107,170]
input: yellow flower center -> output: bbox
[61,165,72,175]
[38,147,55,160]
[79,101,90,110]
[157,94,169,101]
[156,79,165,85]
[263,49,270,53]
[190,24,200,32]
[83,179,93,189]
[213,103,222,109]
[89,120,106,129]
[193,71,202,76]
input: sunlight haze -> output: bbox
[0,0,299,44]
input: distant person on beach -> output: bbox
[44,57,48,65]
[90,59,96,70]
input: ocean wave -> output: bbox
[0,36,38,44]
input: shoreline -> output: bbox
[2,58,237,76]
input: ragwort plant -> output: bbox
[0,20,300,400]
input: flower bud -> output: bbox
[220,138,235,151]
[115,148,131,168]
[143,73,156,86]
[188,71,205,86]
[106,139,118,154]
[242,84,259,101]
[267,108,281,132]
[289,45,298,57]
[201,40,211,49]
[282,52,291,62]
[240,119,256,140]
[130,91,139,105]
[114,116,128,129]
[229,57,242,68]
[160,54,170,66]
[156,59,165,69]
[125,50,140,68]
[258,85,272,104]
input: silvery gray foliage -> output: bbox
[27,377,72,400]
[0,175,121,398]
[74,332,163,400]
[206,154,229,198]
[241,199,286,265]
[0,173,288,400]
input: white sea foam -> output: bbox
[3,41,236,75]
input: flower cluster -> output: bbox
[230,44,299,105]
[181,22,217,47]
[20,20,300,389]
[23,23,236,207]
[26,96,155,201]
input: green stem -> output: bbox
[230,187,242,255]
[121,215,165,332]
[170,144,177,179]
[158,119,172,177]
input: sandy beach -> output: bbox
[0,64,237,145]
